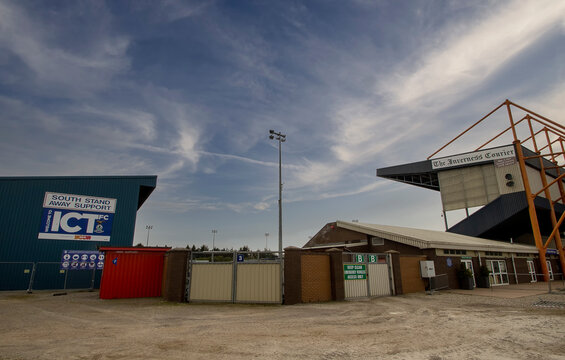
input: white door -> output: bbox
[527,260,537,283]
[488,260,509,286]
[546,260,554,281]
[461,259,476,288]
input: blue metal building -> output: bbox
[0,175,157,291]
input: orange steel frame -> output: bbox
[428,99,565,281]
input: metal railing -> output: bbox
[0,262,102,293]
[430,274,449,292]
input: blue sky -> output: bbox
[1,0,564,250]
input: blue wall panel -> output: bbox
[0,176,156,290]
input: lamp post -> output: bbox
[145,225,153,247]
[265,232,269,250]
[269,130,286,256]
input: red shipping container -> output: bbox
[99,247,171,299]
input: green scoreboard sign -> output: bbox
[344,264,367,280]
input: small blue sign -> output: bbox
[446,257,453,268]
[112,257,118,265]
[237,254,244,262]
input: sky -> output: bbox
[1,0,564,251]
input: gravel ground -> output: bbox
[1,289,564,360]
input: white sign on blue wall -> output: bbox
[60,250,105,270]
[38,192,117,242]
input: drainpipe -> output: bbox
[510,238,519,284]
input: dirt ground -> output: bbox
[1,289,565,360]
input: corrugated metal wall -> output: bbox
[526,166,563,201]
[0,176,156,290]
[189,263,233,302]
[438,164,499,211]
[495,162,524,195]
[235,263,281,303]
[99,248,168,299]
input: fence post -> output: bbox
[89,268,96,291]
[326,248,344,301]
[365,254,371,297]
[232,251,238,303]
[27,263,37,294]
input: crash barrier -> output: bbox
[0,262,100,292]
[187,251,282,304]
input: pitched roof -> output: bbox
[306,221,538,254]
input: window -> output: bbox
[371,237,384,246]
[485,251,502,257]
[443,249,467,255]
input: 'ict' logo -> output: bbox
[50,211,109,234]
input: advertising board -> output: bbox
[431,145,515,170]
[38,192,117,242]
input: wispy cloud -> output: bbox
[132,0,213,23]
[379,0,565,107]
[0,2,130,98]
[313,0,565,199]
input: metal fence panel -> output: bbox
[430,274,449,291]
[189,263,233,302]
[235,263,281,303]
[0,262,101,291]
[368,263,391,296]
[0,263,33,291]
[344,278,368,298]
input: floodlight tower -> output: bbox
[145,225,153,246]
[269,130,286,255]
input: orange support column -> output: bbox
[514,141,550,281]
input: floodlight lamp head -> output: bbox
[269,135,274,139]
[269,129,275,134]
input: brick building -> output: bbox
[303,220,553,293]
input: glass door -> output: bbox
[488,260,509,286]
[546,260,554,280]
[527,260,537,282]
[461,259,476,288]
